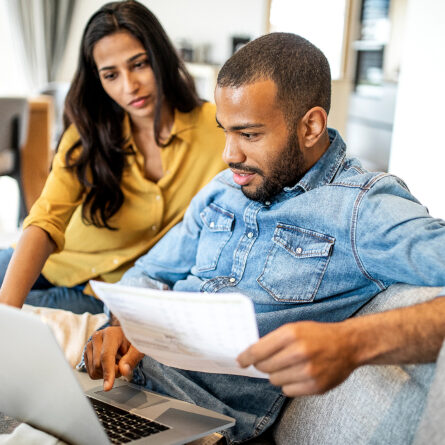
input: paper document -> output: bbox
[90,281,267,378]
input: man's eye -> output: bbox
[241,132,258,140]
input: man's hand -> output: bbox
[84,326,144,391]
[237,321,358,397]
[239,297,445,397]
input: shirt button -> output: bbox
[265,201,271,206]
[152,225,157,231]
[296,247,303,254]
[209,222,215,228]
[247,232,254,238]
[113,258,119,265]
[229,277,236,283]
[156,195,161,201]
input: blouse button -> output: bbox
[152,225,157,231]
[156,195,161,201]
[113,258,119,265]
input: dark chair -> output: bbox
[0,98,29,225]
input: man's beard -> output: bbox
[231,131,306,203]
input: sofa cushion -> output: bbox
[273,284,443,445]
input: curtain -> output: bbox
[6,0,76,93]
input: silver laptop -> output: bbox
[0,305,235,444]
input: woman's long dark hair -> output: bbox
[63,0,201,229]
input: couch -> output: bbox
[271,283,444,445]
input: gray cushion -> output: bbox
[273,284,443,445]
[413,341,445,445]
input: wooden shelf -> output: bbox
[21,95,53,211]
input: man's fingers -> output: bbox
[280,380,322,397]
[91,331,104,374]
[264,363,323,396]
[267,362,311,387]
[252,343,306,374]
[238,324,297,367]
[268,360,353,396]
[85,335,104,380]
[119,345,144,378]
[277,369,344,397]
[84,341,92,376]
[101,327,124,391]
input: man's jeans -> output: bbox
[132,357,285,444]
[0,248,104,314]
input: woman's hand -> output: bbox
[0,226,55,308]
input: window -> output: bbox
[269,0,348,80]
[0,2,28,95]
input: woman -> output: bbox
[0,0,226,313]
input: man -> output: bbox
[85,33,445,444]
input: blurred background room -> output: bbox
[0,0,444,245]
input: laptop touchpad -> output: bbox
[95,386,166,409]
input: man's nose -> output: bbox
[222,136,245,165]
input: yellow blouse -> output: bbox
[23,102,226,290]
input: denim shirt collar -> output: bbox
[284,128,346,195]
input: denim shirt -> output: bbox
[121,129,445,443]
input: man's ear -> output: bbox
[298,107,328,149]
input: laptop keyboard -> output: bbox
[89,397,170,444]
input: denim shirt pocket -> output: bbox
[196,203,234,272]
[257,223,334,302]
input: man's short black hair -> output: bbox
[217,33,331,126]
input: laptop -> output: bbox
[0,304,235,444]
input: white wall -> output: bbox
[58,0,269,84]
[1,0,352,131]
[389,0,445,218]
[0,2,28,95]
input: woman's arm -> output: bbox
[0,226,56,308]
[0,127,86,308]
